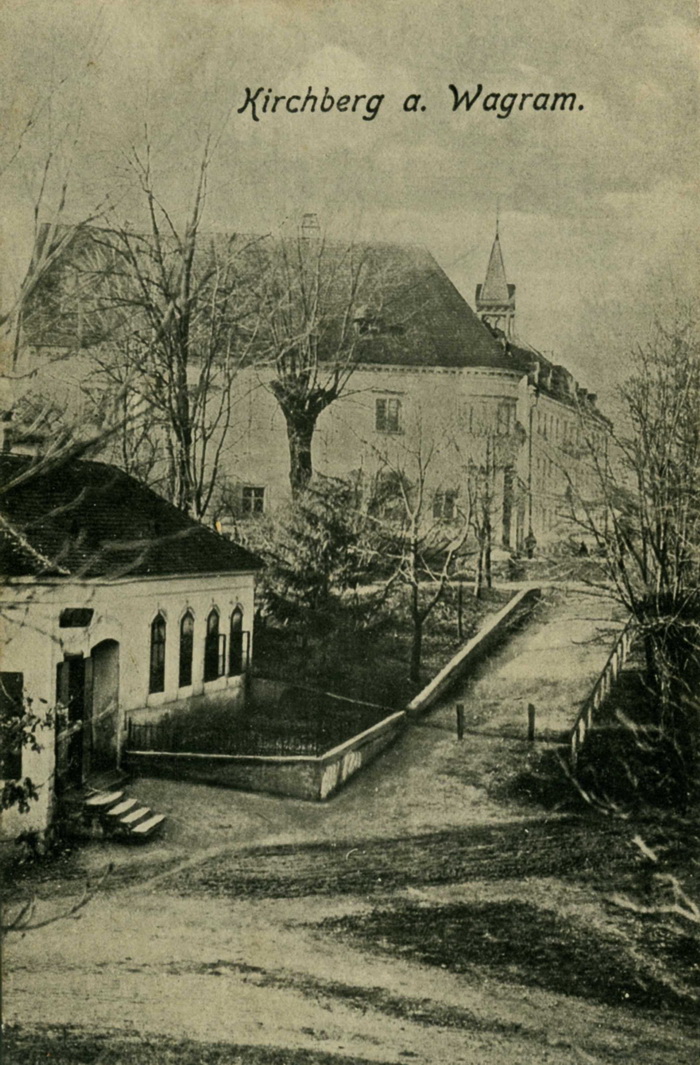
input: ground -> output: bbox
[3,586,699,1064]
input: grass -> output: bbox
[1,1027,398,1065]
[162,816,640,900]
[322,898,699,1014]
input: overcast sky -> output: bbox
[2,0,698,403]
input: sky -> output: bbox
[1,0,698,406]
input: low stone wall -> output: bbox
[126,709,406,801]
[406,586,542,717]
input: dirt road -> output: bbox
[4,589,698,1064]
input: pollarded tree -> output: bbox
[246,221,410,496]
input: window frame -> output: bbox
[241,485,265,516]
[149,613,166,694]
[228,607,250,677]
[0,672,25,781]
[178,610,195,688]
[432,489,458,522]
[204,608,223,683]
[375,396,402,434]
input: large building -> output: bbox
[224,228,609,550]
[13,221,609,551]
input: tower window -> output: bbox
[375,396,402,433]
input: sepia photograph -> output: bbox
[1,2,698,1062]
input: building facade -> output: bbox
[14,223,609,552]
[0,454,260,839]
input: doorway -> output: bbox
[55,654,88,789]
[89,639,120,773]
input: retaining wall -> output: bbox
[126,709,406,801]
[406,586,542,717]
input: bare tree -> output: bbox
[368,434,471,683]
[29,133,262,519]
[565,311,700,792]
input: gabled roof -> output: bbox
[0,453,262,580]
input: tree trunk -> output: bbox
[410,614,423,684]
[474,544,484,599]
[484,527,492,590]
[283,408,316,497]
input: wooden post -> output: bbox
[527,702,536,742]
[456,703,465,740]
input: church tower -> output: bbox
[475,224,516,339]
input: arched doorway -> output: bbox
[89,639,120,773]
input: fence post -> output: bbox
[527,703,536,742]
[456,703,465,740]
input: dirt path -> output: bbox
[5,588,697,1064]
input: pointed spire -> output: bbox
[481,230,510,304]
[475,221,516,339]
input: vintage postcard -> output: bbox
[1,2,698,1063]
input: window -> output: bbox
[242,486,265,515]
[375,396,401,433]
[497,402,513,436]
[204,608,225,682]
[228,607,249,676]
[179,611,194,688]
[433,490,458,521]
[0,672,24,780]
[149,614,166,693]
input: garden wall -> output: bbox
[125,709,406,800]
[126,588,540,801]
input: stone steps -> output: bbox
[83,788,166,842]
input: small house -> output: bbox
[0,452,262,840]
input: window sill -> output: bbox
[203,675,228,691]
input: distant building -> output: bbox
[0,453,261,839]
[14,222,609,551]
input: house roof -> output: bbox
[23,225,523,373]
[0,453,262,580]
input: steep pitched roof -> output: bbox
[23,225,522,372]
[479,232,511,304]
[0,453,262,580]
[347,242,518,370]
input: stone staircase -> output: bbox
[82,785,166,841]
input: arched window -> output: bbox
[179,611,194,687]
[149,614,166,693]
[228,607,248,676]
[204,608,222,682]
